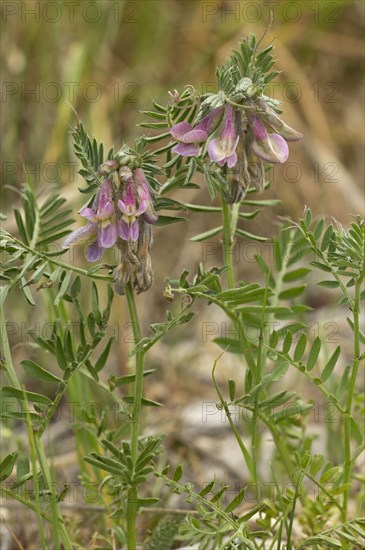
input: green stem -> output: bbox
[221,198,235,289]
[212,358,255,479]
[0,487,51,522]
[221,194,261,483]
[286,469,305,549]
[252,241,291,478]
[0,305,20,389]
[342,280,361,524]
[34,437,73,550]
[125,281,145,550]
[251,282,270,484]
[265,347,346,416]
[24,394,47,549]
[3,233,112,282]
[244,405,294,478]
[186,289,256,373]
[37,347,94,436]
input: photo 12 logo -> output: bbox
[1,2,140,24]
[201,2,340,24]
[1,81,139,105]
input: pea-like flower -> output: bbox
[118,180,147,242]
[134,168,158,225]
[207,104,239,168]
[62,179,117,262]
[170,107,223,157]
[249,102,302,164]
[62,222,103,262]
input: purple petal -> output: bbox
[134,168,158,223]
[251,115,268,141]
[172,142,200,157]
[118,219,131,241]
[178,128,207,144]
[130,220,139,241]
[122,181,136,208]
[86,241,103,262]
[170,121,193,139]
[136,200,147,216]
[207,138,226,162]
[99,200,115,219]
[99,221,117,248]
[216,151,237,168]
[98,179,114,210]
[118,199,128,215]
[196,107,224,134]
[62,223,97,248]
[252,133,289,164]
[79,207,96,220]
[134,168,151,201]
[221,104,236,140]
[143,205,158,224]
[226,151,238,168]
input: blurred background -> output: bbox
[1,1,364,543]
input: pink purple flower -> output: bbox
[207,104,239,168]
[170,107,223,157]
[118,180,147,242]
[249,114,289,164]
[134,168,158,225]
[257,101,303,142]
[62,179,117,262]
[117,168,158,241]
[248,104,302,165]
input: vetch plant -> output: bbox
[1,34,364,549]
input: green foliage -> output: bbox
[145,515,183,550]
[84,435,164,516]
[0,184,79,304]
[297,518,365,549]
[72,121,113,193]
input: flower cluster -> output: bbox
[63,161,158,294]
[170,98,302,202]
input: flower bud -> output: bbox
[98,160,118,176]
[119,166,133,183]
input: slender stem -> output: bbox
[0,305,21,389]
[157,473,239,532]
[265,347,346,416]
[37,347,94,436]
[252,242,291,477]
[302,470,342,512]
[286,469,305,550]
[251,282,269,484]
[221,198,235,289]
[34,437,73,550]
[240,404,294,477]
[212,357,255,479]
[125,281,145,550]
[221,193,261,484]
[0,487,51,521]
[24,394,47,549]
[187,289,256,372]
[3,233,113,282]
[342,280,361,524]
